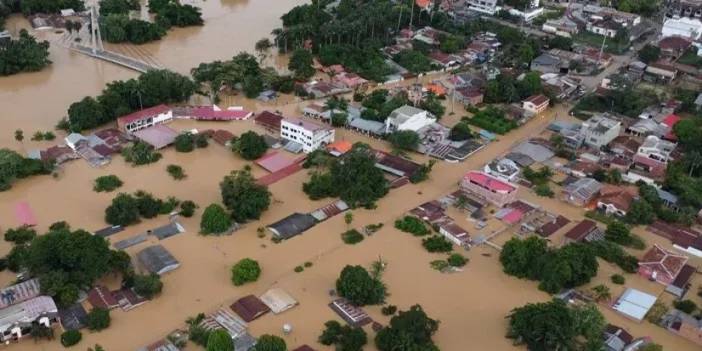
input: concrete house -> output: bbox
[562,177,602,206]
[117,105,173,134]
[632,135,676,177]
[280,117,335,153]
[638,244,688,285]
[385,105,436,134]
[522,94,550,115]
[460,171,518,207]
[580,114,621,149]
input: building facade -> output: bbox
[580,115,622,149]
[460,171,518,207]
[117,105,173,134]
[281,118,336,153]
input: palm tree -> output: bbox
[14,129,23,143]
[370,256,387,280]
[591,284,611,302]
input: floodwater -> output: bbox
[0,1,700,351]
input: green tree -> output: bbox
[625,200,655,225]
[220,168,271,222]
[375,305,439,351]
[94,175,123,192]
[99,0,140,16]
[122,141,162,166]
[180,200,197,217]
[393,50,432,74]
[132,273,163,299]
[318,320,367,351]
[200,204,231,234]
[166,164,186,180]
[673,299,697,314]
[638,44,661,64]
[336,265,386,306]
[231,258,261,286]
[0,30,51,76]
[14,129,23,142]
[288,48,315,80]
[105,193,140,226]
[422,235,453,253]
[447,253,468,267]
[86,308,111,331]
[232,131,268,160]
[604,221,633,245]
[174,133,195,152]
[449,122,472,141]
[499,236,548,280]
[4,226,37,245]
[253,335,287,351]
[388,130,420,151]
[329,144,388,207]
[206,329,233,351]
[419,92,445,119]
[60,330,82,347]
[591,284,611,302]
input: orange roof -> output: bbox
[416,0,431,8]
[425,83,446,96]
[327,140,353,154]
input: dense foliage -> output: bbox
[252,335,287,351]
[232,131,268,160]
[394,50,433,74]
[318,44,393,81]
[0,30,51,76]
[573,87,659,118]
[318,320,367,351]
[388,130,420,151]
[61,330,82,347]
[94,175,123,192]
[449,122,473,141]
[0,148,53,191]
[200,204,231,234]
[105,191,182,226]
[336,265,386,306]
[220,168,271,222]
[131,273,163,299]
[20,0,85,14]
[375,305,439,351]
[341,229,364,245]
[206,329,234,351]
[99,0,139,16]
[360,89,410,122]
[508,300,605,351]
[87,308,111,331]
[67,69,196,131]
[166,164,186,180]
[422,235,453,253]
[122,141,163,166]
[394,216,431,236]
[485,73,542,104]
[4,226,36,245]
[231,258,261,286]
[464,106,517,134]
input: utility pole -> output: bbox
[598,32,607,67]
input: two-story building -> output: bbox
[633,135,676,177]
[281,118,335,153]
[522,94,550,115]
[580,114,622,149]
[460,171,518,207]
[385,105,436,134]
[117,104,173,134]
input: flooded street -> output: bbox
[0,1,700,350]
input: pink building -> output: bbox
[460,171,518,207]
[638,244,688,285]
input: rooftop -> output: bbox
[639,244,688,280]
[117,104,171,125]
[137,245,180,275]
[524,94,549,106]
[464,171,516,193]
[283,117,333,132]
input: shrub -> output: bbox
[93,175,123,192]
[132,273,163,299]
[167,164,186,180]
[394,216,430,236]
[174,133,195,152]
[304,261,313,268]
[61,330,82,347]
[179,200,197,217]
[4,226,37,245]
[195,134,209,148]
[645,300,669,324]
[336,265,386,306]
[341,229,364,244]
[422,235,453,253]
[447,253,468,267]
[231,258,261,286]
[430,260,449,271]
[611,274,625,285]
[86,308,111,331]
[200,204,231,234]
[381,305,397,316]
[294,266,304,273]
[534,184,554,197]
[673,300,698,314]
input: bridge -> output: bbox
[66,4,163,73]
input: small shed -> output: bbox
[230,295,271,322]
[260,288,298,314]
[612,288,657,322]
[267,213,317,240]
[665,264,696,298]
[93,225,124,238]
[137,245,180,275]
[329,298,372,327]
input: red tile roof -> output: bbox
[117,104,170,125]
[524,94,550,106]
[464,171,516,193]
[254,111,284,131]
[659,36,691,51]
[212,130,235,145]
[639,244,688,281]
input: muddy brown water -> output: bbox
[0,1,700,350]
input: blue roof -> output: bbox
[479,129,496,140]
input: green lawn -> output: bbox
[678,50,702,68]
[574,32,629,54]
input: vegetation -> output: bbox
[673,299,697,314]
[422,235,453,253]
[105,191,183,226]
[200,204,232,235]
[302,144,388,208]
[394,50,433,74]
[166,164,186,180]
[611,274,625,285]
[388,130,420,151]
[186,314,211,347]
[573,87,659,119]
[485,73,543,104]
[179,200,197,217]
[381,305,397,316]
[616,0,659,16]
[604,221,645,250]
[449,122,473,141]
[206,329,233,351]
[220,168,271,222]
[232,131,268,160]
[318,320,368,351]
[375,305,439,351]
[174,133,196,152]
[231,258,261,286]
[588,240,639,273]
[288,48,315,80]
[149,0,204,27]
[341,229,364,245]
[60,330,82,347]
[394,216,431,236]
[94,175,123,192]
[0,29,49,75]
[131,273,163,299]
[508,300,605,351]
[252,335,287,351]
[102,14,165,44]
[360,89,410,122]
[534,184,554,197]
[447,253,468,267]
[500,237,599,294]
[101,0,202,44]
[4,226,36,245]
[318,44,394,82]
[67,69,196,131]
[122,141,163,166]
[0,148,53,191]
[591,284,612,302]
[86,308,111,331]
[638,44,661,64]
[99,0,139,16]
[463,106,517,135]
[336,265,386,306]
[646,300,669,324]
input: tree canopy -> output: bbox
[0,30,51,76]
[220,168,271,222]
[131,273,163,299]
[231,258,261,286]
[318,320,367,351]
[388,130,420,151]
[20,0,85,14]
[200,203,231,234]
[336,265,386,306]
[252,335,287,351]
[206,329,233,351]
[232,131,268,160]
[288,48,315,80]
[375,305,439,351]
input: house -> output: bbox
[410,201,447,223]
[632,135,676,177]
[280,118,335,153]
[333,72,368,89]
[659,36,692,58]
[138,339,180,351]
[596,185,637,217]
[460,171,518,207]
[428,51,461,68]
[638,244,688,285]
[87,285,120,310]
[136,245,181,275]
[645,61,678,83]
[172,105,253,121]
[586,18,622,38]
[466,0,499,15]
[348,115,387,136]
[329,298,372,327]
[663,309,702,346]
[310,200,349,222]
[303,81,350,98]
[437,220,471,246]
[212,130,235,146]
[626,119,667,138]
[259,288,298,314]
[0,279,42,310]
[58,304,88,331]
[531,53,563,74]
[521,94,550,115]
[602,324,634,351]
[612,288,657,322]
[562,220,604,245]
[454,87,484,106]
[662,16,702,40]
[267,213,317,240]
[562,178,602,206]
[199,308,248,339]
[326,140,353,157]
[374,149,423,178]
[230,295,271,322]
[385,105,436,134]
[580,114,621,149]
[484,158,520,182]
[0,296,59,343]
[117,105,173,133]
[665,264,695,298]
[609,135,641,159]
[133,125,179,150]
[254,111,285,133]
[412,26,447,46]
[542,18,579,38]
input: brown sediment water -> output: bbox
[0,1,700,350]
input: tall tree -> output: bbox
[220,168,271,222]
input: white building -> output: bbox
[466,0,500,15]
[281,117,335,153]
[580,114,622,149]
[522,94,550,115]
[636,135,676,164]
[0,296,59,343]
[662,17,702,40]
[385,105,436,134]
[117,104,173,134]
